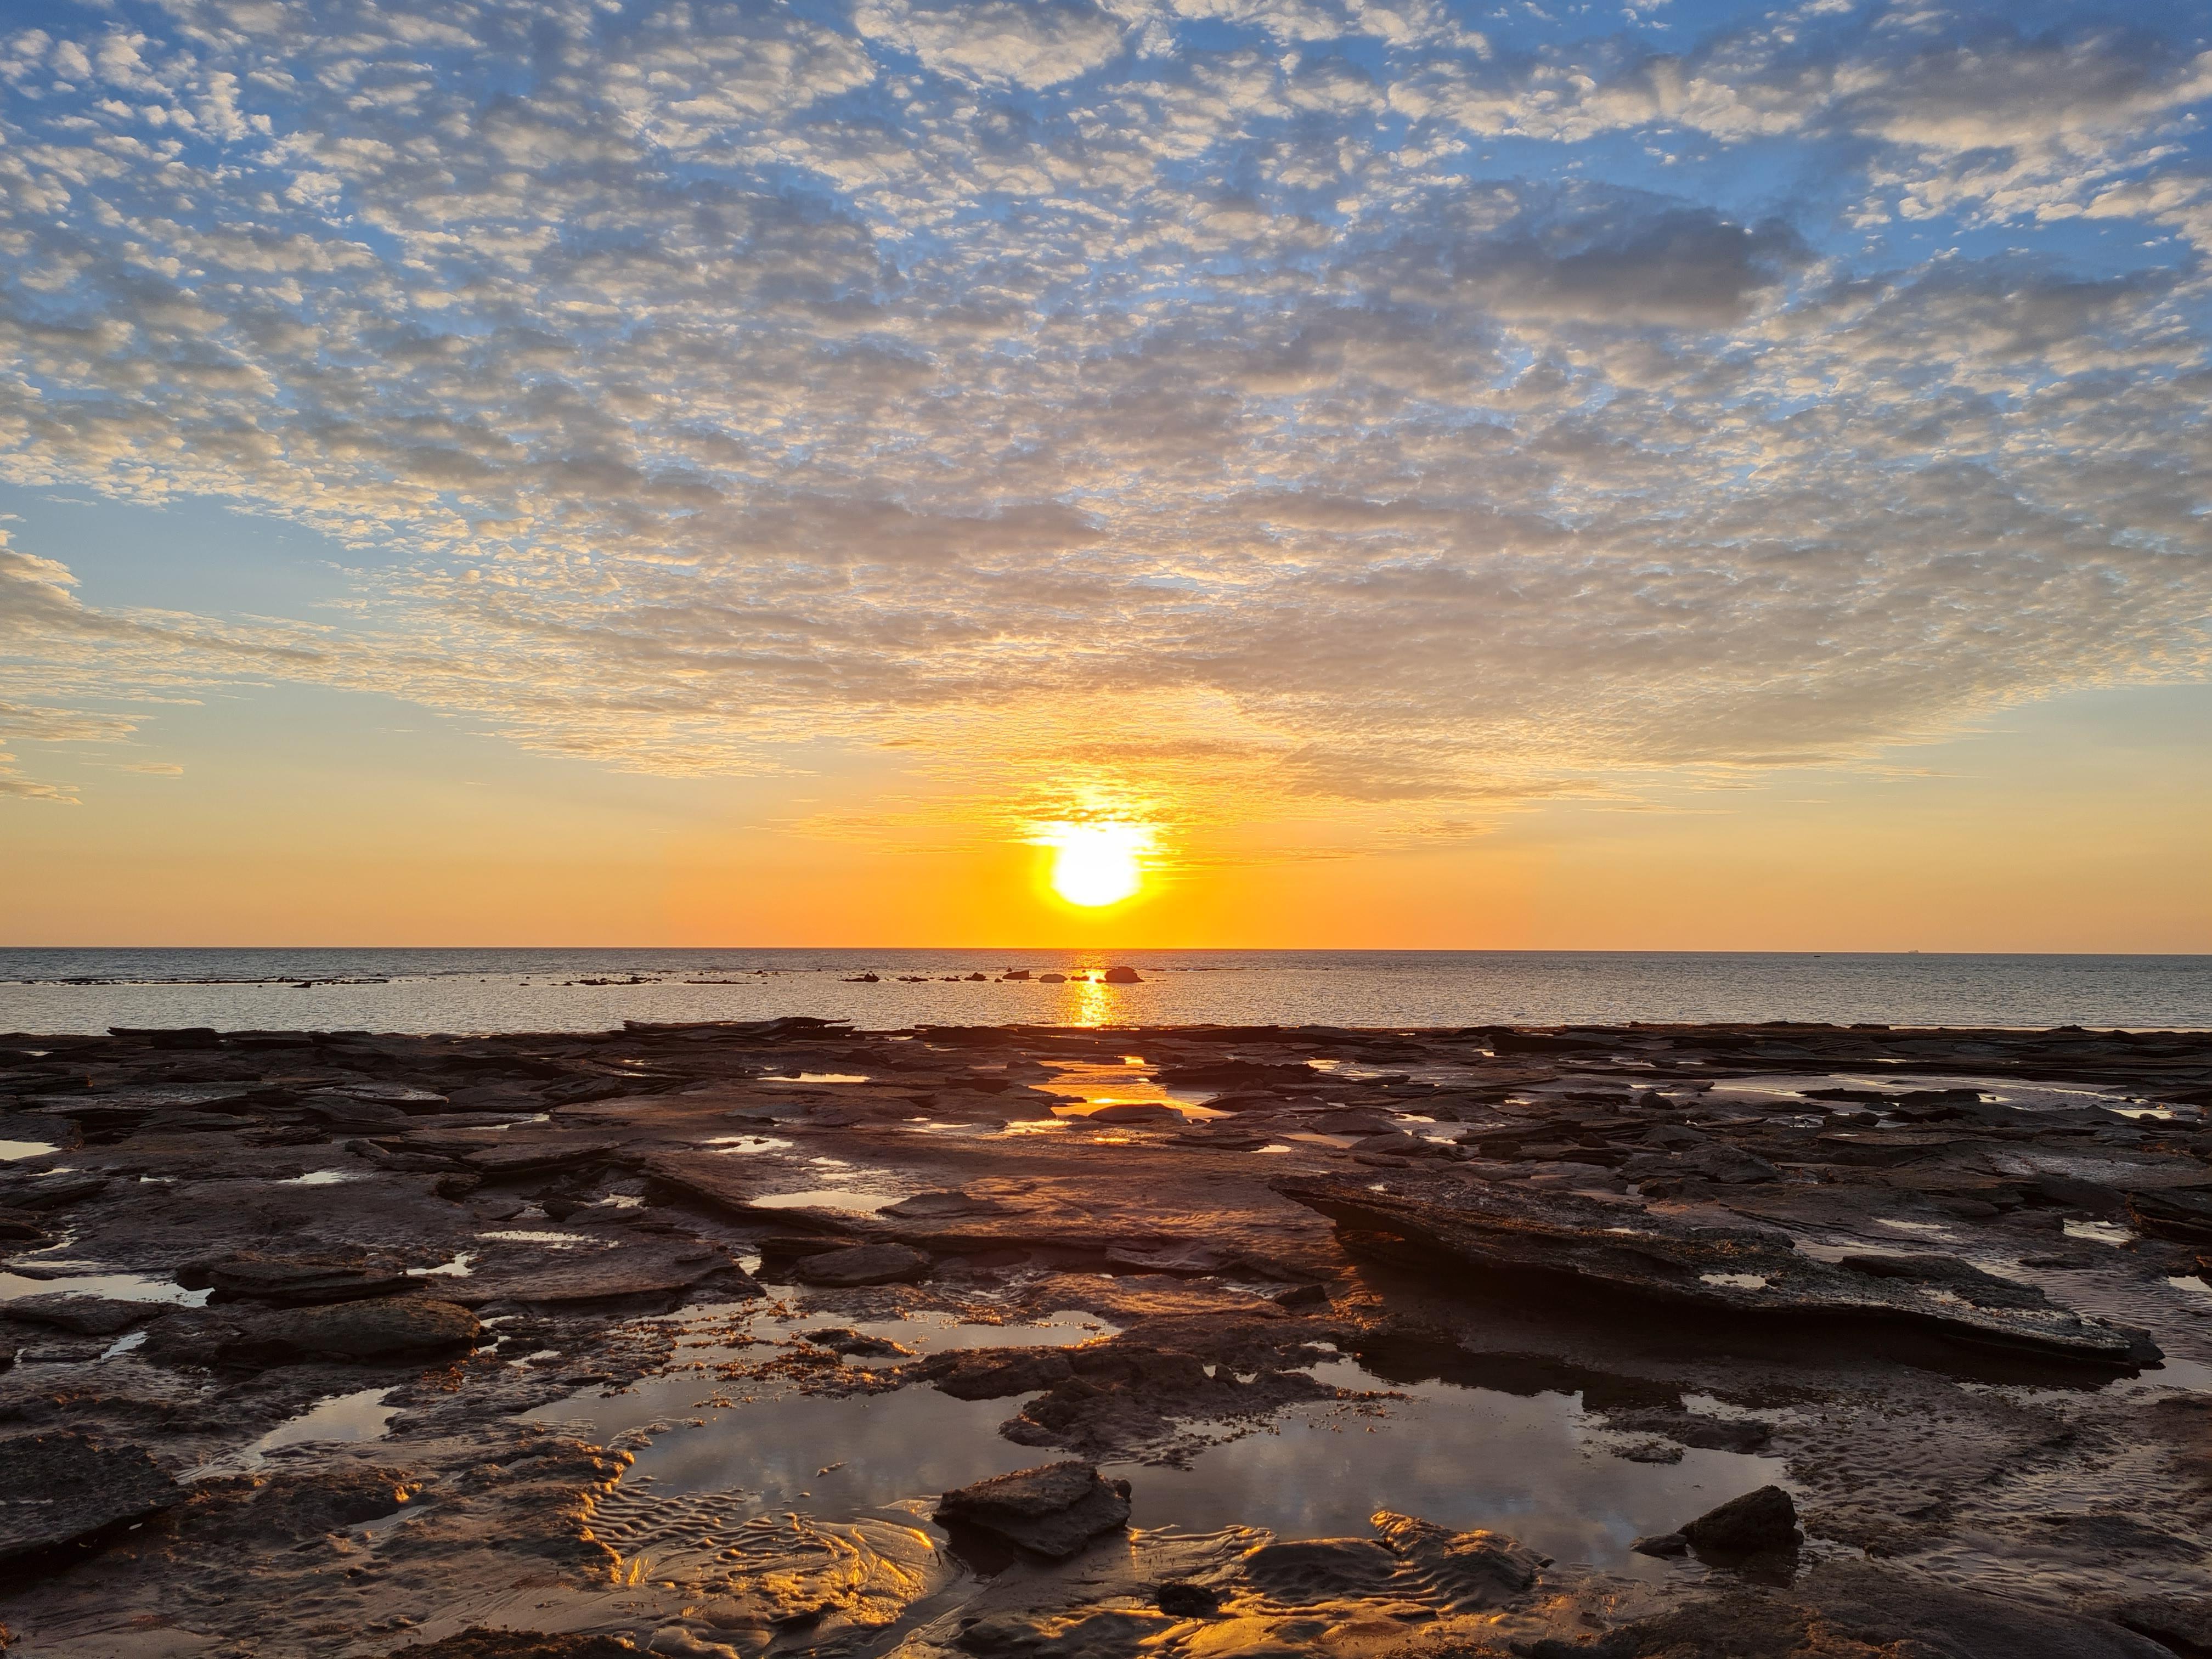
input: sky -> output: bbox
[1,0,2209,949]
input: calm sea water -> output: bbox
[0,949,2204,1034]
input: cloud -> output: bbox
[0,0,2208,832]
[854,0,1126,87]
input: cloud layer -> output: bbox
[2,0,2209,831]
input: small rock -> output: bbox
[1273,1283,1329,1308]
[1085,1103,1182,1125]
[935,1460,1132,1559]
[1632,1532,1690,1558]
[790,1244,930,1286]
[1681,1485,1801,1556]
[1156,1581,1221,1616]
[802,1327,913,1358]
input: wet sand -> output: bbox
[3,1018,2210,1657]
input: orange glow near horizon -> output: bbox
[1042,821,1153,907]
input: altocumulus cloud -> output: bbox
[0,0,2208,826]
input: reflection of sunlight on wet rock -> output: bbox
[585,1486,947,1640]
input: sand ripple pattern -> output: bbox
[588,1482,949,1641]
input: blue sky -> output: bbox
[1,0,2208,944]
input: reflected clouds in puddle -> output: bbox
[524,1305,1779,1577]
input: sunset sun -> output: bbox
[1044,823,1152,908]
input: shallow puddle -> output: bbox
[704,1136,792,1154]
[0,1266,208,1305]
[2063,1218,2137,1246]
[1040,1060,1224,1120]
[195,1386,402,1477]
[1109,1357,1774,1573]
[523,1307,1776,1577]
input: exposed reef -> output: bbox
[0,1017,2208,1656]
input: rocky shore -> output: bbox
[3,1018,2210,1657]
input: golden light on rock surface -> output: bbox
[1043,822,1152,907]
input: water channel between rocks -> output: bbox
[520,1302,1776,1578]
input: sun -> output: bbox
[1044,822,1152,907]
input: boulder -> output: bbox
[791,1243,931,1286]
[1101,967,1143,984]
[0,1431,182,1565]
[1682,1485,1802,1557]
[934,1460,1132,1559]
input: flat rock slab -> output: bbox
[456,1238,752,1306]
[145,1296,481,1366]
[878,1189,1013,1219]
[382,1633,642,1658]
[0,1431,182,1564]
[791,1243,930,1286]
[463,1139,621,1178]
[2128,1188,2212,1243]
[935,1460,1132,1559]
[188,1250,413,1305]
[2,1291,163,1335]
[1274,1173,2158,1368]
[256,1296,481,1359]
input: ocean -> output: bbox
[0,947,2204,1035]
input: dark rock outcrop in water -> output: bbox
[1273,1172,2158,1366]
[934,1461,1133,1559]
[1681,1483,1802,1556]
